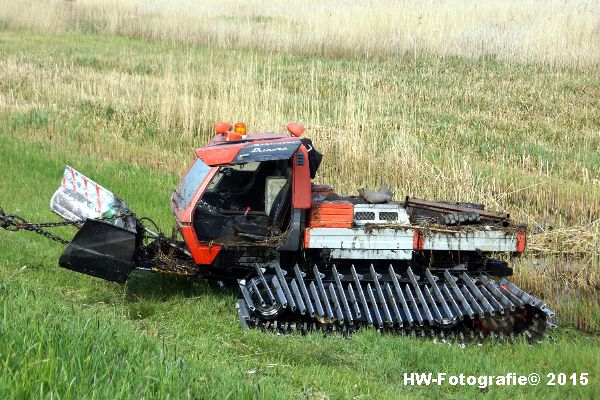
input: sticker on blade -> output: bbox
[50,166,136,231]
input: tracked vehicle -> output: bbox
[0,122,556,341]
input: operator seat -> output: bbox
[234,179,292,240]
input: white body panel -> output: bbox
[421,229,518,252]
[330,249,412,260]
[305,226,518,260]
[306,227,414,260]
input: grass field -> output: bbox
[0,3,599,398]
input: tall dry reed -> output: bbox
[0,0,599,69]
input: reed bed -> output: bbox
[1,0,599,69]
[529,221,600,261]
[1,34,598,227]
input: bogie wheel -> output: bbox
[246,276,286,320]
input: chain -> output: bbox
[23,226,71,245]
[0,208,134,246]
[0,210,74,245]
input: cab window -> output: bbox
[174,158,212,209]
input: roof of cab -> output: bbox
[195,133,302,166]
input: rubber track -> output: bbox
[237,264,556,343]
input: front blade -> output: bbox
[59,219,137,283]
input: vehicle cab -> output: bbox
[171,123,321,266]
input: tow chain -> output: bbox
[0,207,141,246]
[0,208,78,245]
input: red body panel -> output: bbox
[292,146,311,209]
[308,201,354,228]
[196,146,240,166]
[172,161,221,265]
[516,231,526,254]
[413,229,425,250]
[181,225,222,265]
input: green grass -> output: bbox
[1,28,599,398]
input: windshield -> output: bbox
[206,162,261,192]
[174,158,212,209]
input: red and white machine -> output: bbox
[0,122,555,341]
